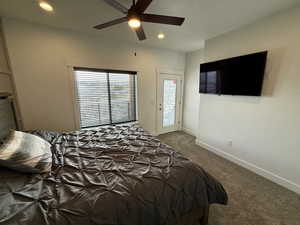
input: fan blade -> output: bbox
[141,14,185,25]
[102,0,128,14]
[130,0,152,14]
[94,17,128,29]
[135,26,146,41]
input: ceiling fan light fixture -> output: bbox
[94,0,185,41]
[39,0,54,12]
[128,18,141,29]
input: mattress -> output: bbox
[0,124,227,225]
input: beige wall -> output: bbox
[182,50,203,136]
[0,75,12,93]
[2,19,186,134]
[186,7,300,193]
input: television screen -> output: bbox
[199,51,267,96]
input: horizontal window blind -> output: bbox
[74,68,137,128]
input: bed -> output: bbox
[0,99,227,225]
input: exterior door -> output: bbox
[157,73,182,134]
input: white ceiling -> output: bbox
[0,0,299,52]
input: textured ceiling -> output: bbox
[0,0,299,52]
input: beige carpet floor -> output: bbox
[158,131,300,225]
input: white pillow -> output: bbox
[0,130,52,173]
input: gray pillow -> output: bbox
[0,130,52,173]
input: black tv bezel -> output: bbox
[199,51,268,96]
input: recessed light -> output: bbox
[158,33,165,39]
[39,1,54,12]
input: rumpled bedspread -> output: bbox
[0,124,227,225]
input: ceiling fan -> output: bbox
[94,0,185,41]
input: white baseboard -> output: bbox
[182,127,196,136]
[196,139,300,195]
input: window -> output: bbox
[74,67,137,128]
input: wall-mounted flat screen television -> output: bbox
[199,51,268,96]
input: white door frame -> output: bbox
[155,69,184,135]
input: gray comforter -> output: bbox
[0,124,227,225]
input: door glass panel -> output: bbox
[163,79,177,127]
